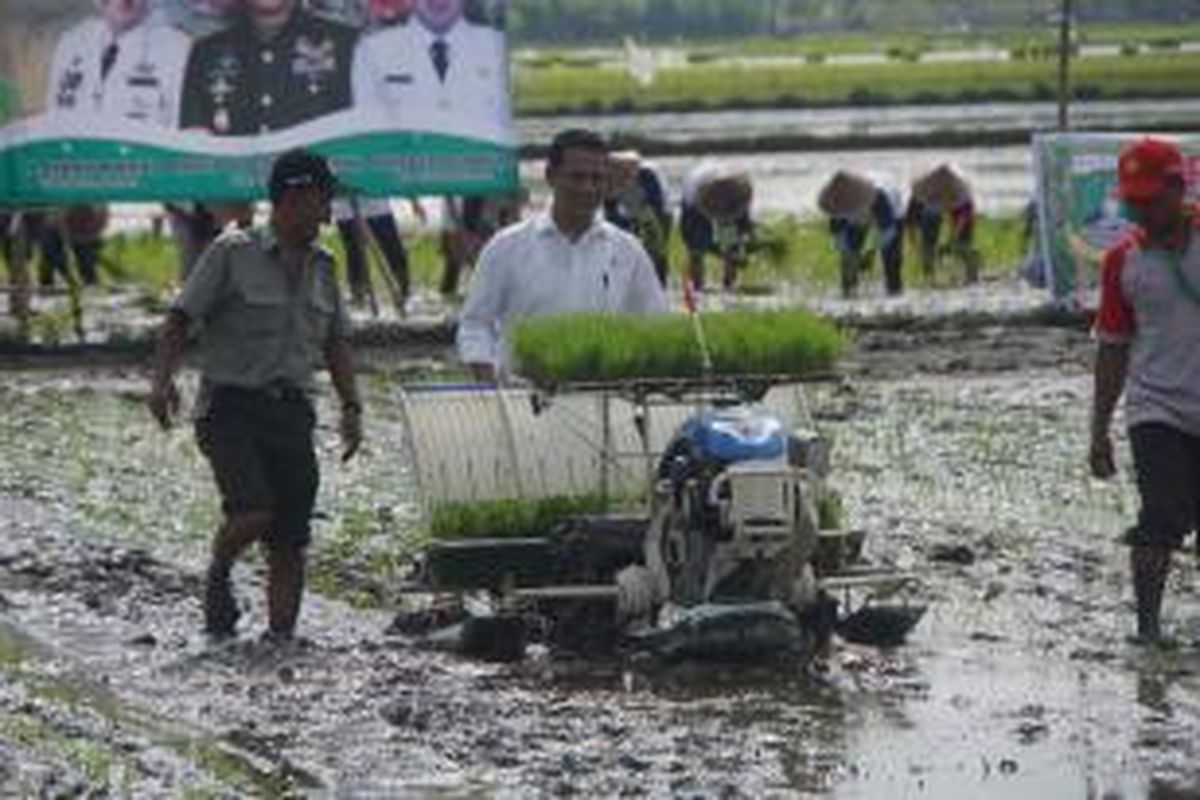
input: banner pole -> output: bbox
[1057,0,1073,131]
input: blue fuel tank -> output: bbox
[674,407,786,464]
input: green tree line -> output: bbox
[505,0,1200,44]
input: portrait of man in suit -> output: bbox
[351,0,510,141]
[46,0,191,127]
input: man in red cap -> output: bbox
[1090,136,1197,645]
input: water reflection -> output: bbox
[518,99,1200,146]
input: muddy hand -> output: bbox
[148,381,180,430]
[340,408,363,462]
[1089,434,1115,479]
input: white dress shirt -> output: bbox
[456,209,669,376]
[45,13,190,127]
[351,18,511,142]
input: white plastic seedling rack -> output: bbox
[395,375,829,520]
[397,375,925,638]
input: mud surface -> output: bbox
[1,321,1198,798]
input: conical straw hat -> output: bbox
[818,170,876,218]
[608,150,641,190]
[911,164,970,209]
[695,171,753,221]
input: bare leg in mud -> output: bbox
[206,511,272,637]
[1130,544,1172,643]
[266,545,306,636]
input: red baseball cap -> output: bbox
[1115,136,1185,202]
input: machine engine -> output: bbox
[636,407,828,623]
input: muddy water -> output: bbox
[517,98,1200,149]
[1,355,1198,797]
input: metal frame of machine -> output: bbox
[395,375,924,662]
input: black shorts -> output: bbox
[680,202,715,255]
[195,385,318,550]
[1125,422,1200,549]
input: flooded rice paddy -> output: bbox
[1,330,1198,797]
[517,98,1200,152]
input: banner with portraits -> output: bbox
[1032,131,1200,308]
[0,0,516,204]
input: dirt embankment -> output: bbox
[0,306,1097,381]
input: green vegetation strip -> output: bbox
[14,213,1024,325]
[430,495,609,540]
[511,310,846,387]
[612,23,1200,61]
[514,52,1200,114]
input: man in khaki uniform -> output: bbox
[149,149,364,641]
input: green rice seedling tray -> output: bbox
[510,310,846,390]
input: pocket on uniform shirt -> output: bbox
[306,291,335,348]
[234,278,289,339]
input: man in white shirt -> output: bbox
[457,128,668,382]
[351,0,510,141]
[46,0,190,127]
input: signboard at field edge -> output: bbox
[1033,132,1200,310]
[0,0,516,204]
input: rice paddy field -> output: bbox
[517,22,1200,64]
[2,19,1199,795]
[1,350,1198,796]
[54,212,1028,315]
[514,50,1200,115]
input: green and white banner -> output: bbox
[1032,131,1200,308]
[0,0,516,205]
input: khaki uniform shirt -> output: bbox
[173,226,346,405]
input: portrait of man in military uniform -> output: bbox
[351,0,510,141]
[45,0,191,127]
[179,0,358,135]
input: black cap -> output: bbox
[268,148,340,204]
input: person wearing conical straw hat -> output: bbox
[1090,136,1199,646]
[818,170,905,297]
[604,149,672,286]
[904,163,981,284]
[680,161,755,295]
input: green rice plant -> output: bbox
[510,309,846,387]
[320,225,447,298]
[429,494,608,539]
[816,488,844,531]
[1078,21,1200,47]
[102,232,181,297]
[49,211,1027,310]
[26,306,79,345]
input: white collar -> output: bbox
[534,208,607,242]
[416,18,462,45]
